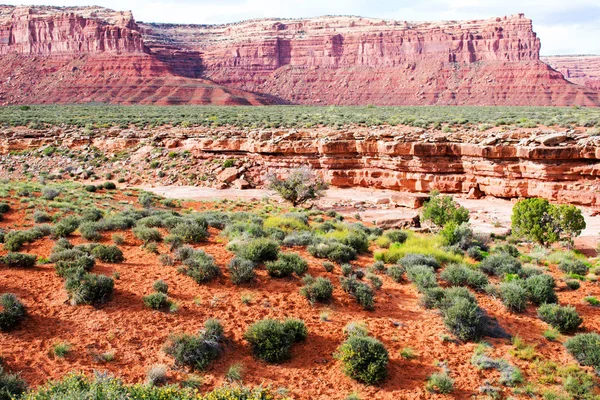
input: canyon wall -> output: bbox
[0,5,598,106]
[140,14,600,106]
[0,6,274,105]
[542,55,600,91]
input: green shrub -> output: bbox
[325,229,369,253]
[244,318,307,363]
[441,295,483,341]
[565,333,600,373]
[0,363,27,398]
[33,210,52,223]
[300,275,334,303]
[499,282,529,313]
[78,222,102,241]
[138,192,153,208]
[143,292,171,310]
[133,226,162,244]
[91,245,124,263]
[41,187,60,200]
[283,318,308,342]
[236,238,279,263]
[1,252,36,268]
[81,208,104,222]
[565,280,581,290]
[341,276,375,310]
[0,203,9,213]
[336,335,388,384]
[308,241,357,264]
[479,253,522,276]
[422,191,469,227]
[283,231,314,247]
[65,271,114,306]
[405,265,438,292]
[512,199,585,246]
[3,228,47,251]
[523,274,557,305]
[0,293,26,331]
[400,253,441,270]
[181,250,220,283]
[152,280,168,294]
[426,372,454,394]
[265,252,307,278]
[49,248,84,263]
[322,261,334,272]
[387,265,405,282]
[228,257,255,285]
[103,181,116,190]
[383,230,408,244]
[497,361,524,387]
[440,264,488,290]
[537,304,583,333]
[170,220,208,243]
[558,259,589,276]
[266,166,328,207]
[54,257,95,277]
[84,185,97,192]
[341,263,353,276]
[164,319,225,370]
[52,216,81,238]
[21,372,275,398]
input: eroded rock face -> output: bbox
[140,14,600,106]
[0,5,274,105]
[542,55,600,91]
[0,6,145,55]
[1,126,599,206]
[0,5,597,106]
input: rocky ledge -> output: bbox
[1,126,599,207]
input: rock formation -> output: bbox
[542,55,600,91]
[1,126,599,206]
[0,5,597,106]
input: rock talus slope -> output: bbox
[0,5,597,105]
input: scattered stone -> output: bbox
[536,132,568,146]
[233,178,250,189]
[467,185,485,199]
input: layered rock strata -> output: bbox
[0,5,598,105]
[1,126,598,206]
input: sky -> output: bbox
[4,0,600,55]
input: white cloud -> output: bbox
[2,0,599,54]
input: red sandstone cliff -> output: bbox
[542,55,600,91]
[139,14,600,106]
[0,6,274,105]
[0,5,598,106]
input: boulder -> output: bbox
[216,167,239,183]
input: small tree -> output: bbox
[267,166,328,207]
[512,198,586,247]
[551,204,586,247]
[421,190,469,228]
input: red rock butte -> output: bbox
[0,5,599,106]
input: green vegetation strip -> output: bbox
[3,105,600,129]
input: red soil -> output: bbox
[1,198,599,399]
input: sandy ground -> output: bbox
[146,186,600,256]
[1,190,600,399]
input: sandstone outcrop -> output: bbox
[0,5,597,106]
[542,55,600,91]
[141,14,600,106]
[1,126,599,207]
